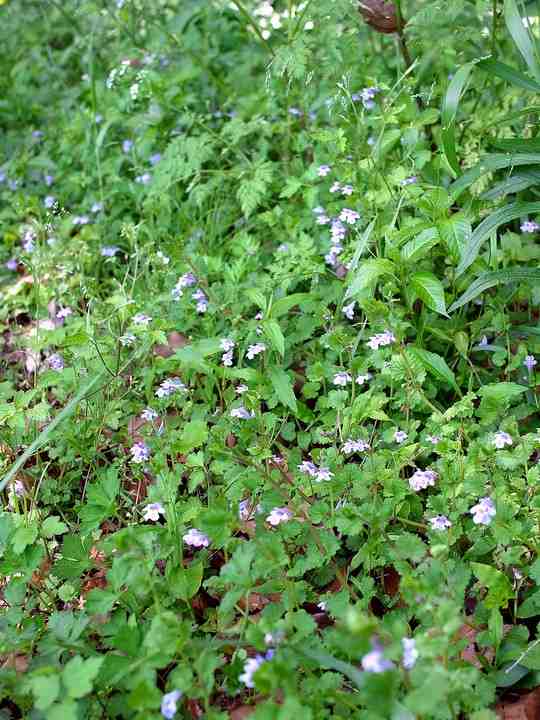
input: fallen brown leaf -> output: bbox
[496,688,540,720]
[153,331,189,358]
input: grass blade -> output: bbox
[441,63,475,175]
[449,267,540,312]
[477,57,540,92]
[504,0,540,81]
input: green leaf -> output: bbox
[481,170,540,200]
[268,366,297,413]
[176,421,208,454]
[349,220,375,271]
[408,347,459,392]
[449,267,540,312]
[270,293,309,318]
[401,228,439,263]
[245,289,267,311]
[62,656,104,699]
[345,258,395,300]
[478,382,527,404]
[12,524,38,554]
[170,561,204,602]
[47,701,79,720]
[29,674,60,710]
[471,562,513,609]
[410,271,448,316]
[41,516,69,538]
[477,58,540,92]
[299,647,366,690]
[504,0,540,81]
[437,215,472,259]
[452,160,540,202]
[85,589,117,614]
[262,319,285,357]
[441,62,476,174]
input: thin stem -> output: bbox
[228,0,275,57]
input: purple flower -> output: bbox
[150,153,162,165]
[236,384,248,395]
[429,515,452,531]
[339,208,360,225]
[101,245,120,257]
[192,288,208,313]
[342,301,355,320]
[155,378,187,398]
[401,176,418,187]
[356,373,372,386]
[119,333,136,346]
[288,107,303,117]
[298,460,318,477]
[493,431,512,449]
[72,215,90,225]
[361,640,394,673]
[521,220,540,233]
[402,638,418,669]
[132,313,152,326]
[356,87,380,110]
[56,307,72,320]
[161,690,182,719]
[318,164,331,177]
[266,507,292,526]
[425,435,440,445]
[239,655,266,688]
[231,405,255,419]
[316,213,331,225]
[409,469,438,492]
[91,202,103,213]
[470,497,496,526]
[130,441,150,463]
[329,181,341,194]
[246,343,266,360]
[183,528,210,547]
[220,338,235,351]
[44,195,56,209]
[342,439,370,454]
[48,353,64,371]
[367,331,395,350]
[394,430,408,444]
[135,173,152,185]
[141,407,158,422]
[171,272,197,299]
[122,139,133,153]
[44,174,54,187]
[143,502,165,521]
[5,258,18,271]
[333,371,352,386]
[341,184,354,196]
[524,355,537,371]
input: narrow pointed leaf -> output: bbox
[504,0,540,81]
[449,267,540,312]
[477,58,540,92]
[408,347,459,392]
[441,63,476,174]
[410,271,448,316]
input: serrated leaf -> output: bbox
[345,258,395,300]
[471,562,513,609]
[170,561,204,602]
[262,320,285,357]
[29,675,60,710]
[438,215,471,258]
[408,347,459,392]
[449,267,540,312]
[410,271,448,316]
[12,524,38,554]
[41,516,68,538]
[62,656,103,699]
[268,366,297,413]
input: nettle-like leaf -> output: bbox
[410,271,448,316]
[236,161,274,217]
[471,562,513,609]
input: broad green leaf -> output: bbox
[262,319,285,357]
[478,382,527,404]
[408,347,459,392]
[518,640,540,670]
[494,137,540,153]
[438,214,471,259]
[441,62,476,174]
[62,656,104,699]
[504,0,540,81]
[170,561,204,601]
[449,267,540,312]
[481,170,540,200]
[345,258,395,300]
[47,701,79,720]
[456,202,540,276]
[270,293,309,318]
[245,288,267,311]
[174,420,208,454]
[410,271,448,316]
[401,228,439,263]
[268,366,297,413]
[477,57,540,92]
[85,589,117,614]
[299,647,366,690]
[12,524,38,554]
[451,158,540,201]
[471,562,513,609]
[29,674,60,710]
[41,516,69,538]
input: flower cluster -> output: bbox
[246,343,266,360]
[220,338,235,366]
[470,497,496,526]
[409,469,438,492]
[155,378,187,398]
[183,528,210,547]
[366,331,395,350]
[298,460,333,482]
[266,507,292,526]
[130,441,150,463]
[171,272,197,300]
[341,439,370,454]
[352,86,380,110]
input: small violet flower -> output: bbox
[470,497,496,526]
[143,502,165,522]
[425,435,440,445]
[430,515,452,531]
[141,407,158,422]
[130,441,150,463]
[361,641,394,673]
[342,301,355,320]
[101,245,120,257]
[246,343,266,360]
[155,378,187,398]
[394,430,408,444]
[342,439,370,454]
[356,373,372,386]
[161,690,182,720]
[119,333,136,346]
[239,652,274,688]
[493,431,512,449]
[132,313,152,326]
[231,406,255,420]
[48,353,64,371]
[409,469,438,492]
[317,164,331,177]
[366,331,395,350]
[524,355,537,371]
[521,220,540,233]
[333,371,352,386]
[402,638,418,670]
[266,507,292,526]
[341,184,354,196]
[183,528,210,548]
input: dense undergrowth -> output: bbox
[3,0,540,718]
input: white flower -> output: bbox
[367,331,396,350]
[470,497,496,526]
[409,469,437,492]
[317,164,331,177]
[356,373,372,386]
[333,371,352,386]
[141,407,158,422]
[298,461,318,477]
[220,338,235,352]
[266,507,292,526]
[339,208,360,225]
[425,435,440,445]
[143,502,165,522]
[361,642,394,673]
[132,313,152,326]
[402,638,418,670]
[341,184,354,196]
[183,528,210,547]
[329,181,341,193]
[429,515,452,531]
[246,343,266,360]
[236,384,249,395]
[119,333,136,346]
[493,431,512,449]
[315,467,333,482]
[239,655,265,688]
[317,601,327,611]
[394,430,408,444]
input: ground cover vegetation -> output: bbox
[3,0,540,717]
